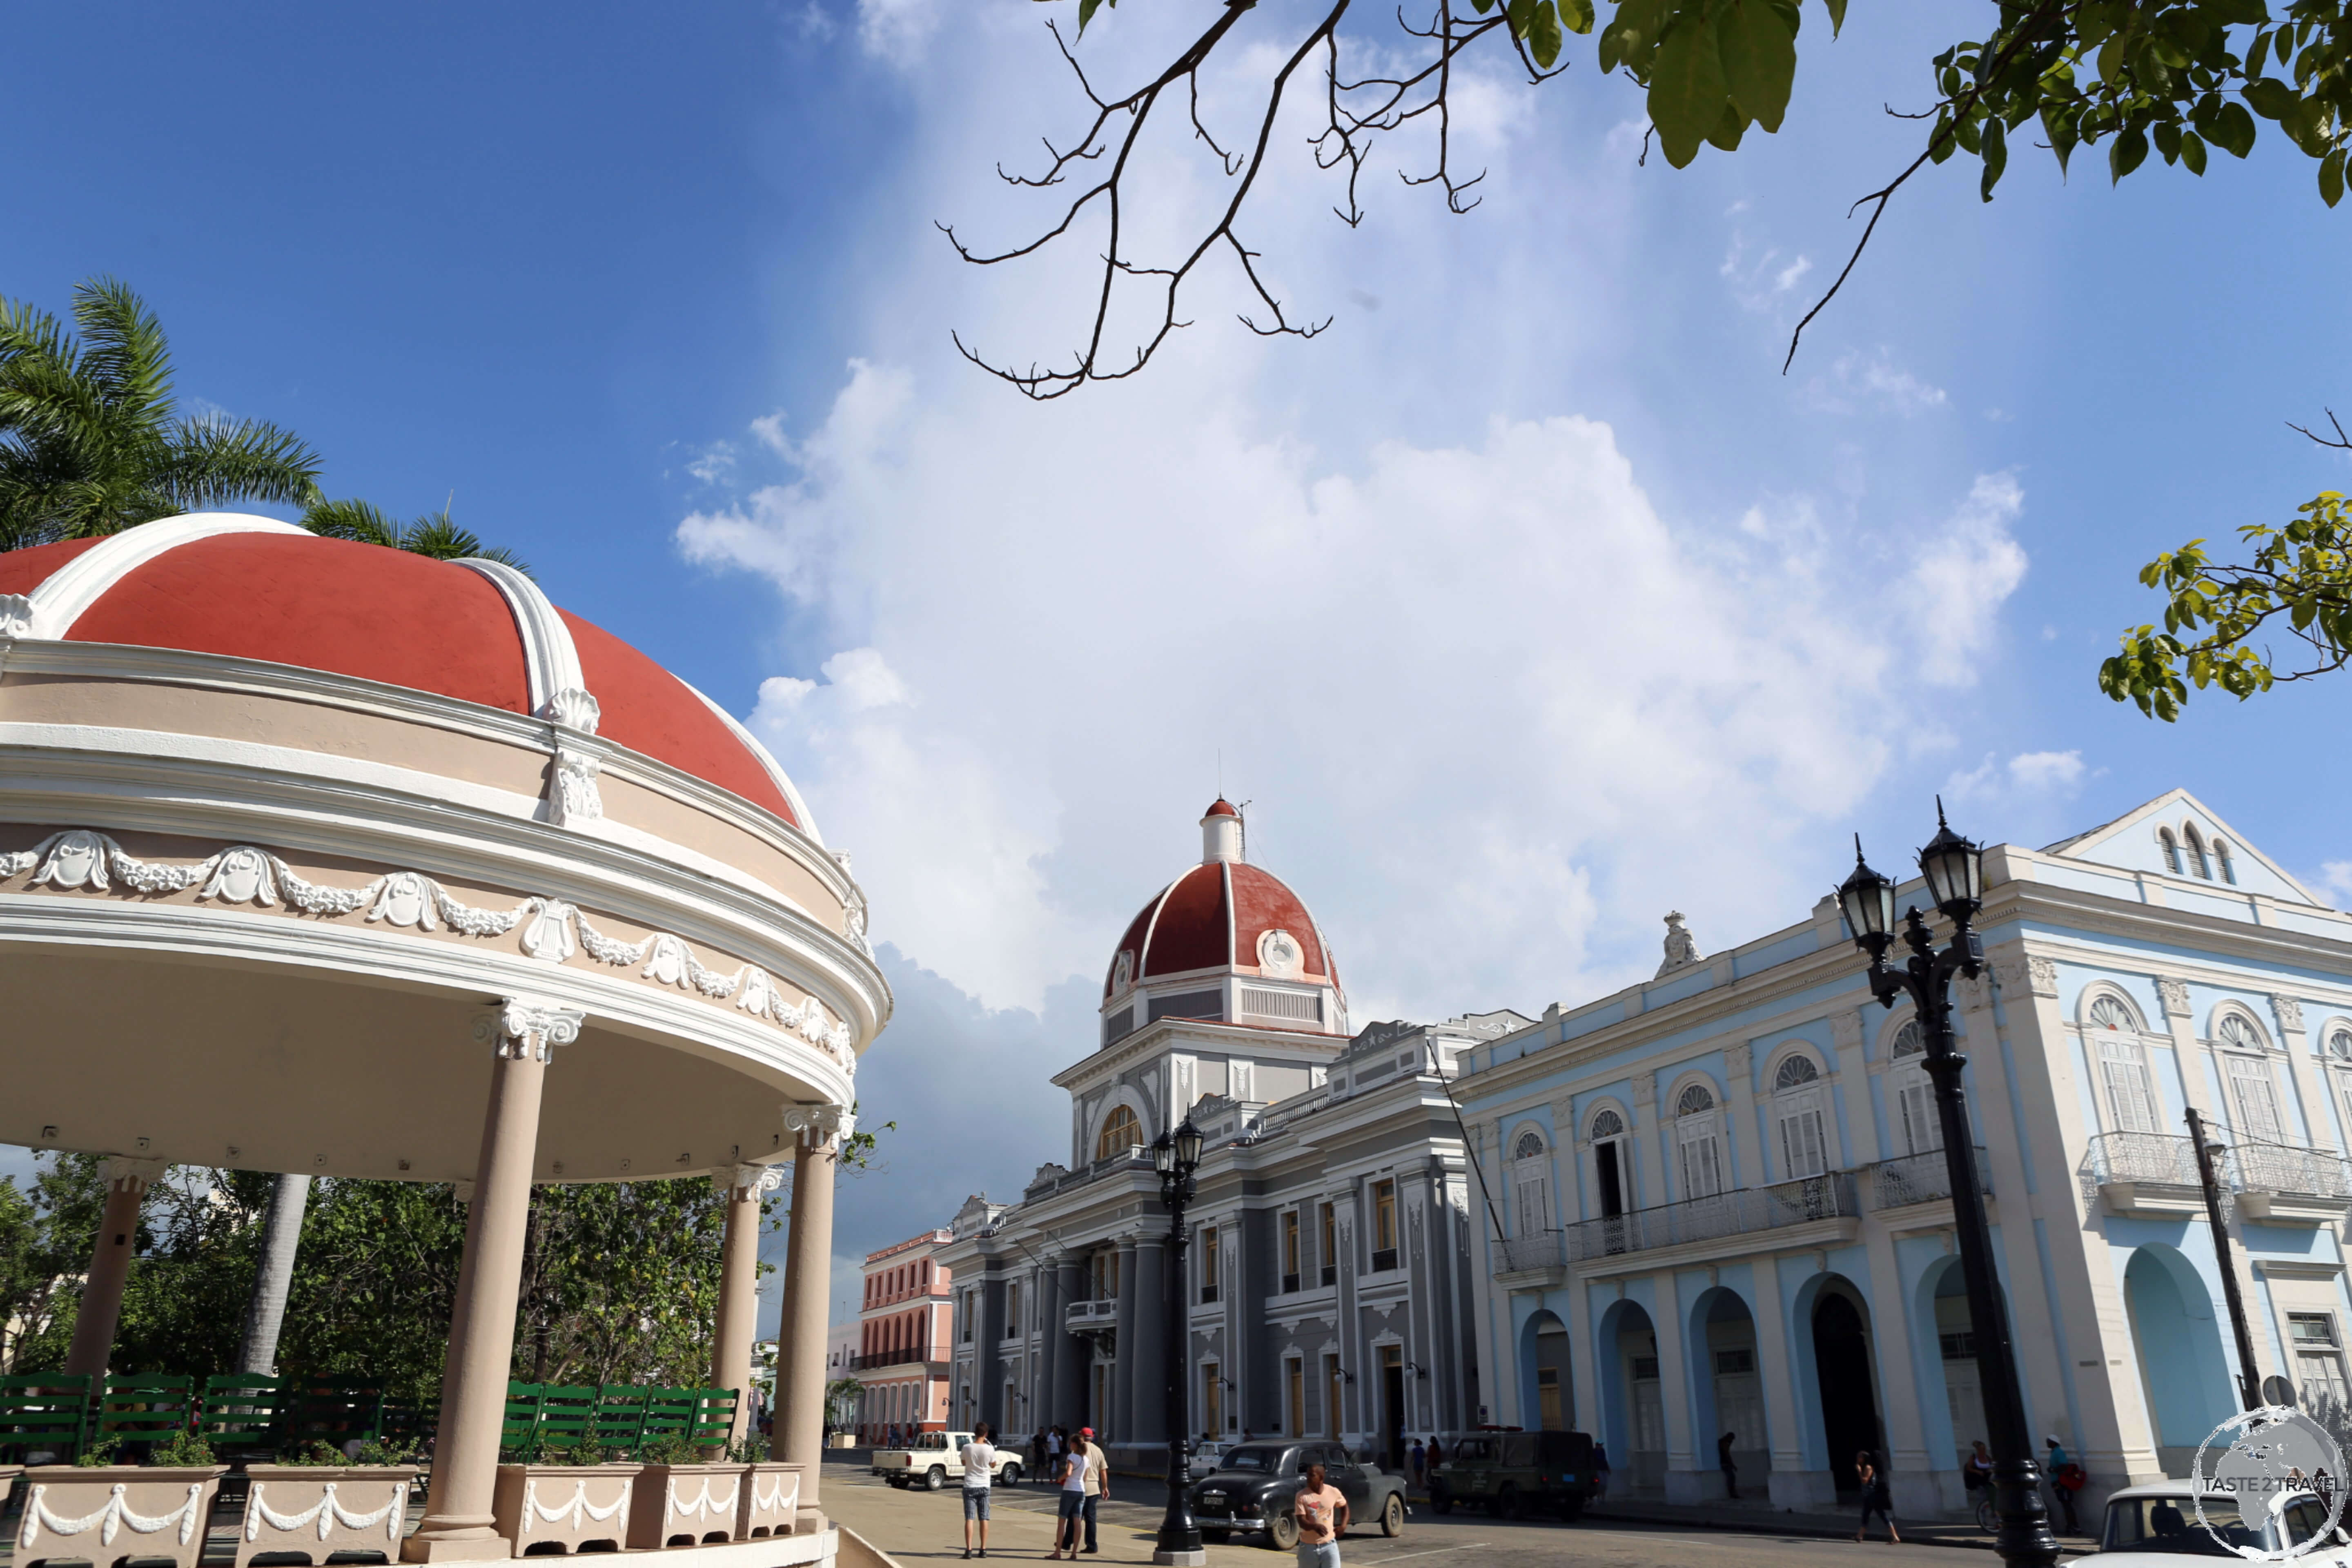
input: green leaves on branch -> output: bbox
[2099,492,2352,719]
[1589,0,1816,166]
[1938,0,2352,209]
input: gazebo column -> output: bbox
[405,1000,581,1563]
[714,1162,781,1445]
[777,1103,845,1514]
[63,1156,165,1377]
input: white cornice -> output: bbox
[1052,1015,1348,1089]
[0,892,856,1112]
[0,739,889,1041]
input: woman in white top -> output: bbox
[1048,1438,1091,1559]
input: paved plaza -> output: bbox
[813,1459,2080,1568]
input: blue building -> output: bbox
[1460,790,2352,1519]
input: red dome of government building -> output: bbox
[1098,799,1346,1047]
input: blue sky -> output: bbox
[7,0,2352,1321]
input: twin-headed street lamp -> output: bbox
[1836,807,2059,1568]
[1151,1118,1207,1567]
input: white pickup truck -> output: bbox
[872,1430,1027,1491]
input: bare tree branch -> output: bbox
[944,0,1544,399]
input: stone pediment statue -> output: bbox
[1657,911,1701,978]
[1027,1161,1070,1191]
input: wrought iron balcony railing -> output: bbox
[2078,1130,2352,1204]
[2230,1138,2352,1199]
[1560,1172,1859,1263]
[1493,1234,1568,1275]
[1867,1146,1991,1210]
[2080,1131,2205,1191]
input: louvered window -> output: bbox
[2227,1052,2284,1143]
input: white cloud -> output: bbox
[683,360,2029,1019]
[2317,861,2352,906]
[1895,471,2028,685]
[686,442,735,485]
[1943,747,2090,803]
[857,0,942,66]
[1806,349,1950,417]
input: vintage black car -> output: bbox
[1187,1441,1408,1549]
[1428,1430,1593,1521]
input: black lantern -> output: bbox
[1836,837,1897,949]
[1152,1131,1175,1175]
[1917,801,1985,920]
[1174,1118,1204,1169]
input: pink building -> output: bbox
[856,1228,954,1442]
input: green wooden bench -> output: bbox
[689,1387,739,1450]
[0,1372,94,1461]
[638,1386,697,1452]
[592,1385,650,1454]
[535,1385,599,1454]
[196,1372,285,1452]
[502,1382,546,1460]
[94,1371,195,1449]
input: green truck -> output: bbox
[1428,1430,1594,1521]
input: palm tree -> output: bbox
[0,277,322,550]
[301,497,530,574]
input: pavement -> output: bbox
[815,1454,2099,1568]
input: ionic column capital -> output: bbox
[474,996,586,1062]
[782,1101,854,1149]
[716,1162,788,1199]
[99,1156,166,1194]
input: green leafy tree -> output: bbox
[0,278,321,546]
[953,0,2352,394]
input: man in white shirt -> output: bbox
[960,1421,996,1560]
[1048,1432,1091,1560]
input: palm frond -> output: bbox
[396,510,488,561]
[301,497,402,548]
[460,543,533,576]
[162,416,323,509]
[70,277,175,428]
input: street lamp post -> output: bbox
[1152,1119,1207,1568]
[1836,807,2060,1568]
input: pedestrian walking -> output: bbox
[1047,1430,1091,1560]
[961,1422,997,1560]
[1854,1451,1900,1544]
[1408,1439,1426,1492]
[1031,1429,1047,1486]
[1717,1430,1739,1501]
[1077,1425,1108,1552]
[1294,1461,1351,1568]
[2045,1435,2082,1534]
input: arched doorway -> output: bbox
[2124,1244,2238,1474]
[1595,1298,1663,1493]
[1689,1286,1767,1494]
[1520,1308,1571,1430]
[1915,1255,2013,1474]
[1811,1285,1882,1496]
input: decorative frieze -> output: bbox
[2,828,855,1069]
[2273,995,2307,1034]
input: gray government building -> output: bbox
[932,800,1524,1469]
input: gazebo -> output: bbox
[0,514,889,1562]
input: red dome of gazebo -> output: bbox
[0,519,808,829]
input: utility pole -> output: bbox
[2186,1107,2265,1410]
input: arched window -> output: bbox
[1510,1128,1551,1237]
[1096,1103,1142,1159]
[1588,1107,1629,1218]
[1771,1054,1829,1178]
[2089,994,2159,1133]
[2089,995,2140,1033]
[2215,839,2238,885]
[2218,1012,2269,1053]
[2330,1026,2352,1062]
[2185,826,2214,880]
[1674,1082,1723,1198]
[1886,1022,1939,1155]
[2160,829,2183,875]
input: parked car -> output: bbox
[2089,1480,2349,1561]
[872,1430,1026,1491]
[1187,1440,1408,1549]
[1187,1439,1234,1480]
[1428,1429,1592,1522]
